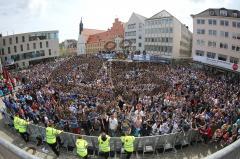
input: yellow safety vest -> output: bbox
[98,135,110,152]
[121,136,135,152]
[14,116,20,130]
[46,127,62,144]
[18,119,29,133]
[76,139,88,157]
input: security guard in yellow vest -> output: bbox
[98,132,111,159]
[13,114,20,132]
[46,122,63,157]
[18,117,30,143]
[76,135,88,159]
[121,132,135,159]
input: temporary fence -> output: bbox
[1,111,204,158]
[4,107,240,159]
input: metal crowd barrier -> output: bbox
[3,107,240,158]
[1,111,205,158]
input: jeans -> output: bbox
[48,142,59,156]
[99,151,109,159]
[124,151,133,159]
[109,129,117,137]
[19,132,29,143]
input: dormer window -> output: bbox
[233,13,238,18]
[220,10,228,16]
[209,10,215,16]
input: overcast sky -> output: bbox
[0,0,239,42]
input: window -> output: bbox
[232,45,240,52]
[128,24,136,29]
[14,46,17,53]
[232,31,240,39]
[39,42,42,48]
[9,38,12,45]
[27,43,30,50]
[197,39,205,46]
[220,10,228,16]
[220,42,228,49]
[207,52,216,59]
[46,41,49,47]
[197,19,205,24]
[220,20,229,26]
[3,39,6,46]
[49,49,51,55]
[225,21,229,26]
[5,57,7,61]
[22,62,25,66]
[230,57,239,64]
[138,43,142,47]
[233,13,238,18]
[208,30,217,36]
[20,45,23,51]
[232,45,236,51]
[195,50,204,56]
[197,29,205,35]
[220,31,229,38]
[218,54,227,61]
[22,36,25,42]
[208,41,217,47]
[208,19,217,25]
[209,10,215,16]
[8,47,11,54]
[16,37,18,44]
[238,22,240,28]
[220,20,224,26]
[33,43,36,49]
[233,21,237,27]
[2,48,4,55]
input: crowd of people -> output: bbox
[0,69,19,96]
[2,54,240,148]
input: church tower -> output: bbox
[77,18,86,55]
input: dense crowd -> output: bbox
[0,70,19,96]
[2,55,240,147]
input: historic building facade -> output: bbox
[86,18,124,54]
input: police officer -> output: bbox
[46,122,63,157]
[18,117,30,143]
[121,132,135,159]
[98,132,111,159]
[13,114,20,132]
[76,135,88,159]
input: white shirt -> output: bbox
[160,122,170,134]
[69,105,77,114]
[109,118,118,130]
[151,123,160,135]
[134,110,145,117]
